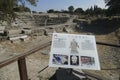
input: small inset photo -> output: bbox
[52,54,68,65]
[70,55,79,66]
[80,56,95,66]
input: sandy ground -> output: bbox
[0,35,53,80]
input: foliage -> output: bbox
[47,9,55,13]
[47,9,61,13]
[47,9,69,13]
[105,0,120,16]
[68,6,74,13]
[85,5,106,16]
[13,6,31,12]
[74,8,84,14]
[32,11,37,13]
[0,0,37,22]
[61,10,69,13]
[24,7,31,12]
[17,0,38,6]
[0,0,16,22]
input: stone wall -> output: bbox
[14,13,70,28]
[0,13,76,39]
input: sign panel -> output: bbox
[49,33,100,70]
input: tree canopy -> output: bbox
[0,0,37,13]
[0,0,16,22]
[17,0,38,6]
[84,5,106,16]
[74,8,84,14]
[68,6,74,13]
[0,0,38,21]
[47,9,55,13]
[105,0,120,16]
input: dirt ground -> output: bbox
[0,31,120,80]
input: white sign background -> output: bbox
[49,33,100,70]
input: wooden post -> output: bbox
[18,58,28,80]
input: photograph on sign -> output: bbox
[81,56,95,66]
[52,54,68,65]
[49,33,100,70]
[70,55,79,66]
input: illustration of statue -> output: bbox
[70,39,79,53]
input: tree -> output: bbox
[47,9,55,13]
[0,0,37,21]
[94,5,103,15]
[105,0,120,16]
[68,6,74,13]
[0,0,16,22]
[13,6,31,12]
[32,11,37,13]
[17,0,38,6]
[85,6,94,16]
[61,10,69,13]
[85,5,106,16]
[74,8,84,14]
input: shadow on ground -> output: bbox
[76,18,120,35]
